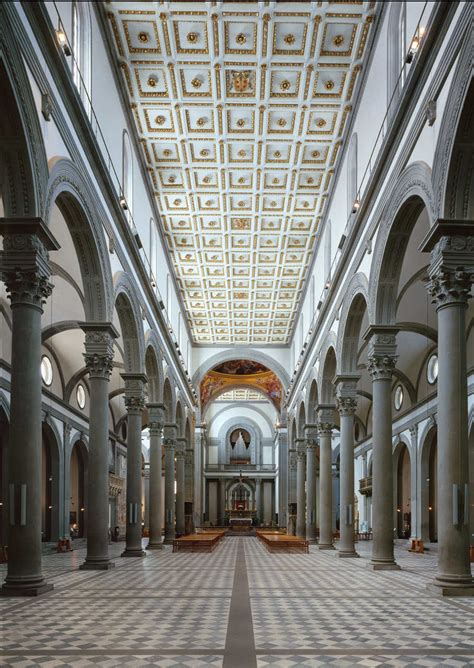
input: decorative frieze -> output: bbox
[81,323,118,380]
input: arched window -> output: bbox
[387,2,406,118]
[122,131,133,224]
[72,1,92,117]
[347,133,358,218]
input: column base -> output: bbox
[338,550,360,558]
[427,577,474,597]
[318,543,335,550]
[368,561,400,571]
[147,541,163,550]
[1,579,53,597]
[80,559,115,571]
[121,548,146,558]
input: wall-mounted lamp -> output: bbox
[406,27,425,63]
[352,198,360,214]
[56,28,72,56]
[119,196,128,210]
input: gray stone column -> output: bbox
[147,403,165,550]
[255,478,262,522]
[421,222,474,596]
[175,437,186,535]
[163,423,177,543]
[0,219,59,596]
[193,424,204,527]
[295,438,306,538]
[304,425,318,542]
[288,449,297,535]
[317,406,335,549]
[361,452,369,529]
[121,373,147,558]
[80,324,118,571]
[219,477,227,525]
[335,376,360,557]
[366,326,400,570]
[276,424,288,527]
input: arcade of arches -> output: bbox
[0,2,473,667]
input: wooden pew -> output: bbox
[172,531,225,553]
[256,530,309,553]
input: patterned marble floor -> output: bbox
[0,538,473,667]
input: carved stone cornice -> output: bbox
[420,220,474,309]
[175,437,186,460]
[81,322,118,380]
[303,423,318,449]
[147,402,166,434]
[0,218,60,310]
[364,326,398,381]
[163,422,178,450]
[121,373,147,415]
[295,438,306,460]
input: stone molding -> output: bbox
[364,325,398,381]
[147,402,166,433]
[121,373,147,415]
[81,322,118,380]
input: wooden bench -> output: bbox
[257,530,309,553]
[172,531,225,553]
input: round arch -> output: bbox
[369,162,435,325]
[336,273,370,374]
[144,332,163,403]
[162,375,175,423]
[44,158,114,321]
[317,332,338,405]
[114,272,145,373]
[202,383,279,420]
[192,348,290,389]
[218,416,264,467]
[41,420,62,542]
[419,422,438,543]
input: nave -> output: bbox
[2,538,474,668]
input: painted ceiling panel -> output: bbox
[106,1,377,344]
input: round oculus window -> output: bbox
[394,385,404,411]
[41,355,53,386]
[427,354,438,385]
[76,383,86,409]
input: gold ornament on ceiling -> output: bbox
[238,149,246,157]
[191,77,203,89]
[274,150,281,158]
[203,176,211,183]
[307,177,314,184]
[325,80,335,90]
[236,118,246,127]
[238,177,245,184]
[148,76,158,87]
[333,34,344,46]
[235,33,247,45]
[271,201,277,207]
[155,115,166,126]
[178,220,186,226]
[163,149,172,157]
[197,117,207,126]
[173,198,181,205]
[312,150,320,158]
[187,32,199,43]
[168,175,176,183]
[303,201,309,207]
[316,118,326,127]
[238,200,245,207]
[284,33,296,45]
[205,200,213,206]
[277,118,287,127]
[280,79,291,91]
[232,70,253,93]
[200,149,209,156]
[138,32,149,43]
[272,178,279,184]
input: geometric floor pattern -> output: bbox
[1,538,473,667]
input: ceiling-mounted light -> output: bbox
[56,27,71,56]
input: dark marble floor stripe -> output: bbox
[223,538,256,668]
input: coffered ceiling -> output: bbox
[105,1,377,345]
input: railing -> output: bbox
[287,2,430,402]
[205,464,276,472]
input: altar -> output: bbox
[229,517,252,528]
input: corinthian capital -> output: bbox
[163,423,178,449]
[420,220,474,309]
[147,402,166,434]
[122,373,147,415]
[175,438,186,460]
[364,326,398,381]
[0,218,60,309]
[81,323,118,380]
[317,405,335,433]
[334,374,359,416]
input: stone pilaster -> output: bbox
[335,375,360,558]
[79,323,118,571]
[121,373,147,558]
[365,326,400,570]
[276,423,288,528]
[175,437,186,535]
[0,219,59,596]
[421,221,474,595]
[163,423,178,543]
[304,424,318,542]
[317,406,335,549]
[147,403,166,550]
